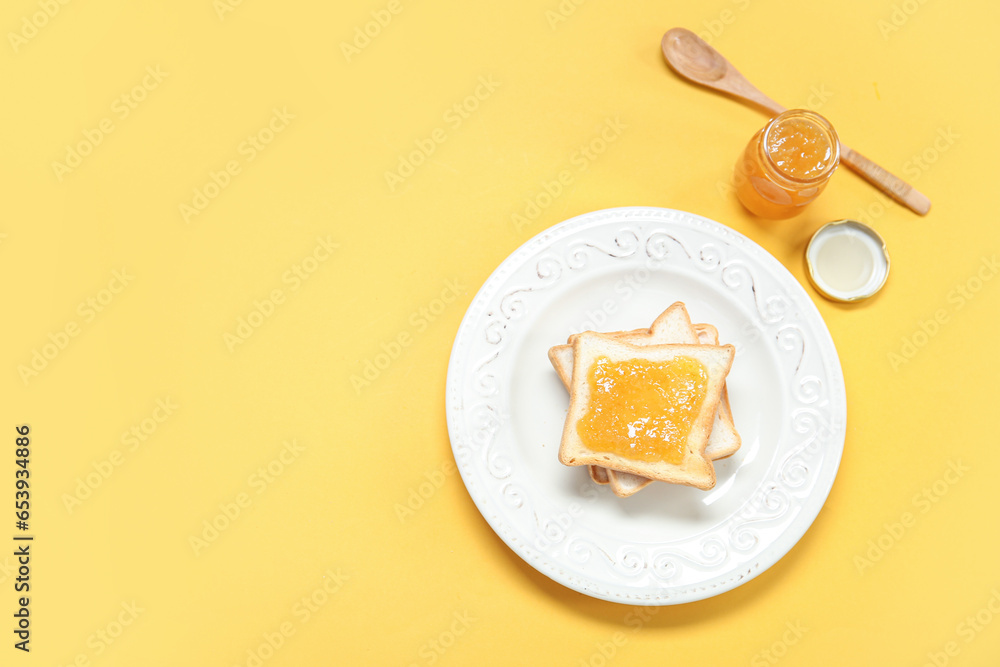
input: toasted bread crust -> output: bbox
[588,465,609,485]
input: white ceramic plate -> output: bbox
[445,207,846,605]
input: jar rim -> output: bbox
[759,109,841,186]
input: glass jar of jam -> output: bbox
[734,109,840,219]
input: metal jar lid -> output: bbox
[806,220,890,302]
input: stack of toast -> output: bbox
[548,302,740,497]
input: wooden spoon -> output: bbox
[661,28,931,216]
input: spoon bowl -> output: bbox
[662,28,728,84]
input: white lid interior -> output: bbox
[806,221,889,302]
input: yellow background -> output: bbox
[2,0,999,664]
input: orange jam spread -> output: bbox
[576,355,708,464]
[734,109,840,219]
[765,116,835,180]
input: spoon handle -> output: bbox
[839,145,931,215]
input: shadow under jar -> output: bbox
[734,109,840,219]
